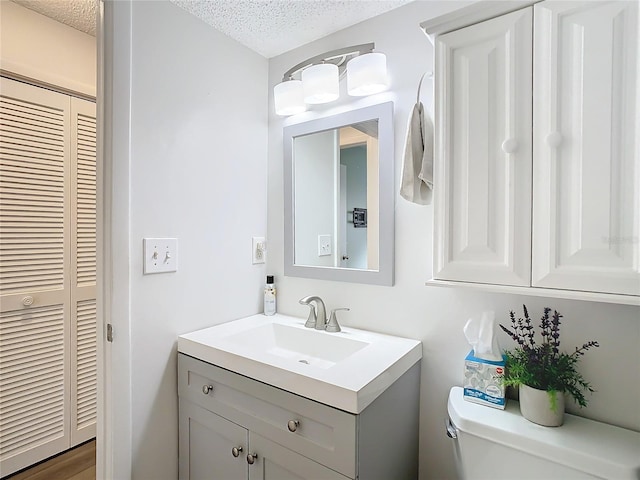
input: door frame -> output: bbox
[96,1,132,478]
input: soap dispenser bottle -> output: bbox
[264,275,276,316]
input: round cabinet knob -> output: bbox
[231,446,243,458]
[246,453,258,465]
[501,138,518,154]
[202,385,213,395]
[287,420,300,432]
[22,296,34,307]
[546,132,563,148]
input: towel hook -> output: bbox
[417,71,433,102]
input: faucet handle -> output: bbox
[326,308,349,333]
[301,304,317,328]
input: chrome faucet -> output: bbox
[299,296,327,330]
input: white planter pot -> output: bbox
[519,384,565,427]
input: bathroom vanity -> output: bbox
[177,314,422,480]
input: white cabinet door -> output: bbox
[434,7,533,286]
[0,77,71,477]
[532,1,640,296]
[0,78,97,476]
[70,96,97,446]
[247,432,348,480]
[179,400,248,480]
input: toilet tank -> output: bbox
[447,386,640,480]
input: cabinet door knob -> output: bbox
[287,420,300,432]
[202,384,213,395]
[546,132,563,148]
[231,446,243,458]
[22,296,34,307]
[246,452,258,465]
[501,138,518,154]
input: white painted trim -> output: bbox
[0,69,95,102]
[0,60,96,99]
[425,279,640,306]
[420,0,539,39]
[97,1,133,479]
[95,2,108,478]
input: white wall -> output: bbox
[294,130,336,266]
[267,2,640,479]
[0,1,96,97]
[108,1,268,478]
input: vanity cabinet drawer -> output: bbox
[178,353,357,478]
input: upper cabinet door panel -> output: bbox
[532,1,640,295]
[434,7,533,286]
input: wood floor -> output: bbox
[5,440,95,480]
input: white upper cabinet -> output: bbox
[532,1,639,296]
[427,0,640,302]
[433,7,533,286]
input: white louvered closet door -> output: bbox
[70,97,97,446]
[0,77,72,476]
[0,77,96,477]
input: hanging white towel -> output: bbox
[400,72,434,205]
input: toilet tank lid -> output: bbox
[448,387,640,479]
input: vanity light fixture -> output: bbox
[274,80,306,116]
[302,63,339,104]
[274,43,388,116]
[347,52,388,96]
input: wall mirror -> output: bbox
[284,102,394,285]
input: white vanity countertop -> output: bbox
[178,313,422,413]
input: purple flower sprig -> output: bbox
[573,341,600,357]
[502,306,537,350]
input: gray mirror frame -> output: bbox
[284,101,394,286]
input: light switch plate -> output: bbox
[143,238,178,274]
[318,234,331,256]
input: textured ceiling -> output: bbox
[170,0,413,58]
[11,0,98,36]
[10,0,412,58]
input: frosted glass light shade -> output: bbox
[302,63,339,104]
[347,53,389,96]
[274,80,306,116]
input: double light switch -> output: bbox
[143,238,178,274]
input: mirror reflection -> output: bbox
[293,120,379,270]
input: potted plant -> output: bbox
[500,305,599,426]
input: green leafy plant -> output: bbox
[500,305,599,409]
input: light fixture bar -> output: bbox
[274,42,387,116]
[281,43,375,82]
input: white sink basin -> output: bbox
[225,322,369,369]
[178,313,422,413]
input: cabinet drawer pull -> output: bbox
[287,419,300,432]
[501,138,518,154]
[246,452,258,465]
[231,446,243,458]
[202,384,214,395]
[22,296,34,307]
[546,132,562,148]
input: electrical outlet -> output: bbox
[252,236,265,264]
[143,238,178,274]
[318,234,331,256]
